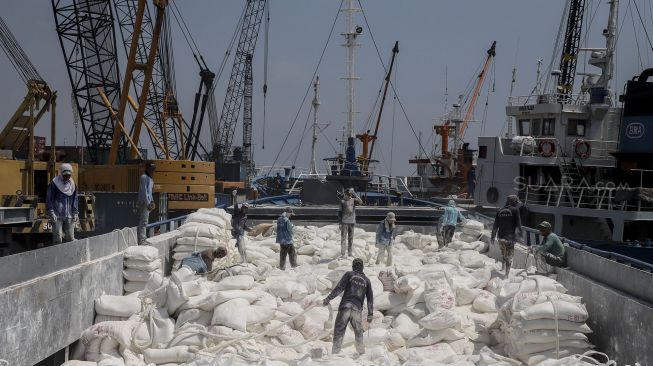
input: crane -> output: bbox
[212,0,266,181]
[52,0,124,164]
[557,0,586,98]
[459,41,496,140]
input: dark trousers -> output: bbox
[332,306,364,354]
[442,225,456,246]
[279,244,297,270]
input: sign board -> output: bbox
[168,193,209,202]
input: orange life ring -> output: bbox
[538,140,556,157]
[575,139,591,158]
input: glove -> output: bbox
[47,211,57,222]
[232,189,238,196]
[367,314,374,324]
[322,298,329,306]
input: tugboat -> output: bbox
[475,0,653,244]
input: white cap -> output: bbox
[61,163,73,176]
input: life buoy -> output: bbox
[575,139,591,158]
[538,140,556,157]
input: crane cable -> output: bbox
[267,0,344,175]
[262,0,270,150]
[632,0,653,52]
[0,15,43,84]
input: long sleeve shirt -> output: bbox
[439,206,464,227]
[325,270,374,315]
[339,195,363,224]
[231,199,248,237]
[376,220,395,246]
[275,213,294,245]
[46,183,78,219]
[536,233,565,257]
[138,174,154,206]
[491,205,522,241]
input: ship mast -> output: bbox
[342,0,359,139]
[310,76,321,175]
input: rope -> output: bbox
[633,0,653,52]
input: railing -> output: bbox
[508,93,588,106]
[502,137,559,157]
[287,173,328,194]
[524,184,653,212]
[146,214,188,238]
[368,175,414,198]
[571,139,617,160]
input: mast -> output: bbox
[595,0,617,90]
[310,76,321,175]
[342,0,360,139]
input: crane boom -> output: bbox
[557,0,586,98]
[212,0,266,165]
[460,41,496,139]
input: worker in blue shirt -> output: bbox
[46,163,78,244]
[276,206,296,270]
[439,200,466,247]
[137,162,156,244]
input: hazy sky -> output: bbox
[1,0,651,176]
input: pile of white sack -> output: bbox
[66,209,611,366]
[490,276,594,365]
[171,208,233,269]
[123,246,163,294]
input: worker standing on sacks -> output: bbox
[231,190,250,263]
[339,188,363,258]
[46,163,78,244]
[322,258,374,356]
[491,194,523,276]
[276,206,297,270]
[137,162,156,244]
[375,212,397,266]
[439,200,466,247]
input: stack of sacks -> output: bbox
[73,219,603,365]
[496,275,594,366]
[172,208,232,269]
[123,245,162,294]
[396,231,440,251]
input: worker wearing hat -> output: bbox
[339,188,363,258]
[46,163,78,244]
[137,162,156,244]
[231,190,251,263]
[323,258,374,356]
[533,221,566,274]
[276,206,297,270]
[375,212,397,266]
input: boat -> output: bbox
[475,0,653,246]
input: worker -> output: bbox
[322,258,374,356]
[467,166,476,199]
[180,247,228,274]
[231,190,250,263]
[275,172,285,191]
[46,163,78,244]
[252,186,259,207]
[276,206,297,270]
[533,221,566,273]
[439,200,465,247]
[339,188,363,257]
[491,195,523,276]
[137,162,156,245]
[375,212,396,266]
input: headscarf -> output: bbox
[53,163,76,196]
[448,200,456,208]
[385,212,396,231]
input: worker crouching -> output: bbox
[322,258,374,355]
[375,212,396,266]
[276,206,297,270]
[46,163,78,244]
[533,221,567,274]
[180,247,228,274]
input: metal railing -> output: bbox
[570,139,617,160]
[508,93,589,106]
[524,184,653,212]
[287,173,328,194]
[368,174,414,198]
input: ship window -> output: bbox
[567,119,587,136]
[519,119,531,135]
[542,118,555,136]
[479,146,487,159]
[532,119,542,136]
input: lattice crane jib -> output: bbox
[213,0,266,163]
[52,0,124,164]
[557,0,586,98]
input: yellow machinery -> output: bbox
[84,0,215,214]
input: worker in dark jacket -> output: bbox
[276,206,297,270]
[231,190,250,263]
[491,195,523,276]
[46,163,79,244]
[533,221,566,274]
[180,247,228,274]
[322,258,374,355]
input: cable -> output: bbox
[267,0,344,175]
[262,0,270,150]
[632,0,653,52]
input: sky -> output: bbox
[1,0,652,176]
